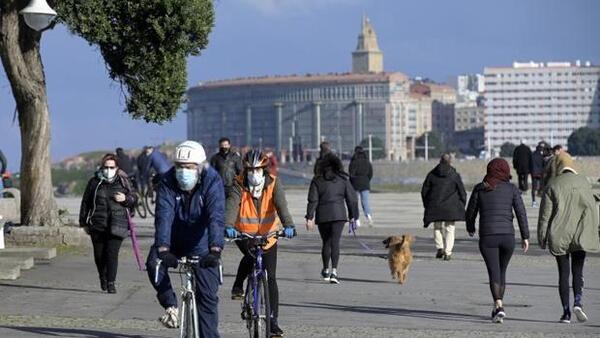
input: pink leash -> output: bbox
[126,209,144,271]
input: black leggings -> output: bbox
[90,231,123,282]
[479,235,515,301]
[318,221,345,270]
[233,241,279,319]
[555,251,586,310]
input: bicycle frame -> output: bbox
[178,257,200,338]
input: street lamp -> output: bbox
[19,0,57,31]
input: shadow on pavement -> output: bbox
[506,282,600,291]
[0,283,103,294]
[0,326,165,338]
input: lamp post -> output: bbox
[19,0,57,31]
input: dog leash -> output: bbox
[348,221,385,258]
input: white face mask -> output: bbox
[247,171,265,187]
[102,168,117,180]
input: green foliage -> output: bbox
[568,127,600,156]
[500,142,517,157]
[415,131,443,159]
[57,0,214,122]
[359,136,386,160]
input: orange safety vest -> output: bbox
[235,174,280,249]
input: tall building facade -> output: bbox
[186,17,428,161]
[484,61,600,151]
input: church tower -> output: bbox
[352,16,383,73]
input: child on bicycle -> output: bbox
[224,149,296,337]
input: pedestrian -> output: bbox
[313,141,332,176]
[349,146,374,226]
[530,143,545,208]
[543,145,563,187]
[421,154,467,260]
[224,149,296,337]
[512,139,532,193]
[115,147,135,178]
[537,152,600,324]
[0,149,6,195]
[145,141,224,336]
[306,152,359,284]
[210,137,243,197]
[79,153,138,294]
[136,147,150,192]
[466,158,529,323]
[265,149,279,175]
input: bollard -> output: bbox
[0,215,4,250]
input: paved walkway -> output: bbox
[0,192,598,337]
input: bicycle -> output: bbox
[154,256,224,338]
[145,173,158,217]
[130,176,147,219]
[229,230,286,338]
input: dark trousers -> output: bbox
[318,221,345,270]
[517,173,529,192]
[233,241,279,319]
[554,251,586,310]
[90,231,123,282]
[479,235,515,301]
[146,246,220,338]
[531,176,542,202]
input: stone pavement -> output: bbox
[0,191,598,337]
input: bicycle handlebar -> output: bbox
[228,230,285,242]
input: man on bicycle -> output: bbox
[142,145,173,187]
[224,149,296,337]
[146,141,225,337]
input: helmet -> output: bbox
[175,141,206,164]
[243,149,269,169]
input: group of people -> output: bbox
[421,149,599,324]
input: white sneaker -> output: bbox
[366,214,373,226]
[532,201,538,208]
[573,306,588,322]
[159,306,179,328]
[355,219,361,228]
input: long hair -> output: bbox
[315,153,348,179]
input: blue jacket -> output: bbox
[145,150,172,176]
[154,166,225,256]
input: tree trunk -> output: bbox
[0,0,59,226]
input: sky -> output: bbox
[1,0,599,172]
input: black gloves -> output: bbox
[158,250,179,268]
[200,251,221,268]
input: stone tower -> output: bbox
[352,16,383,73]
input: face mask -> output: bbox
[247,171,265,187]
[102,168,117,180]
[220,147,230,154]
[176,168,198,191]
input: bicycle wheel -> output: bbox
[180,293,196,338]
[145,185,156,217]
[134,191,147,219]
[250,273,270,338]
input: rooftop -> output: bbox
[485,60,599,71]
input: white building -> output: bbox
[484,61,600,151]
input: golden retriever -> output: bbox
[382,234,414,284]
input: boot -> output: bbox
[107,281,117,294]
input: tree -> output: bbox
[0,0,214,226]
[415,131,443,159]
[568,127,600,156]
[499,142,516,158]
[359,136,385,160]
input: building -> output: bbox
[410,81,456,144]
[186,17,432,161]
[457,74,485,99]
[484,61,600,152]
[455,98,484,132]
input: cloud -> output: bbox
[233,0,361,16]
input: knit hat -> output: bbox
[555,152,576,174]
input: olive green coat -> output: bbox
[537,171,600,255]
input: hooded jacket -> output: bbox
[349,151,373,191]
[306,171,359,224]
[421,163,467,227]
[153,166,225,257]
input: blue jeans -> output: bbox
[357,190,372,217]
[146,246,220,338]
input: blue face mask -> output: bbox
[176,168,198,191]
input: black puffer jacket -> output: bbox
[530,151,545,177]
[349,152,373,191]
[465,182,529,239]
[210,151,242,188]
[79,170,137,239]
[421,163,467,227]
[306,172,359,224]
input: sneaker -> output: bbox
[99,278,107,291]
[231,287,244,300]
[159,306,179,328]
[329,271,339,284]
[492,307,505,323]
[573,306,588,323]
[107,282,116,294]
[270,318,284,337]
[559,311,571,324]
[366,214,373,226]
[435,249,444,259]
[321,268,330,282]
[532,201,538,208]
[443,254,452,261]
[355,219,361,228]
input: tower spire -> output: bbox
[352,15,383,73]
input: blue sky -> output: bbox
[1,0,599,171]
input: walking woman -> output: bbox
[538,152,600,323]
[79,153,137,293]
[306,153,359,284]
[466,158,529,323]
[349,146,374,226]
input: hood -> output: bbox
[432,163,453,177]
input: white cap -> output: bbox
[175,141,206,164]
